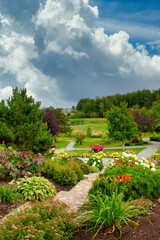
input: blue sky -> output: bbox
[0,0,159,108]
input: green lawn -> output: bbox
[70,118,108,125]
[67,147,146,156]
[55,140,70,149]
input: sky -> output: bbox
[0,0,160,108]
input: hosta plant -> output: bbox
[16,176,57,200]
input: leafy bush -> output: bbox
[16,176,57,201]
[132,138,139,143]
[90,166,100,173]
[0,199,78,239]
[89,164,160,200]
[150,135,160,141]
[80,163,91,174]
[67,161,84,181]
[80,191,140,239]
[0,149,44,180]
[0,185,18,204]
[52,165,77,185]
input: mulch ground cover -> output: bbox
[0,179,160,239]
[70,198,160,240]
[0,177,73,218]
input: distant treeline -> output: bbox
[72,89,160,118]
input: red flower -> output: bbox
[2,140,5,145]
[125,175,132,182]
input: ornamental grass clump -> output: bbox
[80,191,140,239]
[15,176,57,201]
[0,185,18,204]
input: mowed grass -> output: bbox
[73,139,123,148]
[70,118,108,125]
[54,140,70,149]
[67,147,146,156]
[72,123,108,136]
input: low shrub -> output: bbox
[89,164,160,200]
[80,162,91,174]
[16,176,57,201]
[132,138,139,143]
[53,165,77,185]
[90,166,100,173]
[0,199,78,239]
[67,161,84,181]
[150,136,160,141]
[0,149,44,180]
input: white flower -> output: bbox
[93,162,96,167]
[151,168,156,171]
[145,165,150,168]
[151,162,155,168]
[135,162,139,165]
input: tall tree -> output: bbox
[51,107,71,135]
[0,87,53,153]
[131,109,156,140]
[43,108,60,136]
[106,102,138,150]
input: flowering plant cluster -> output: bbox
[87,153,104,171]
[0,149,44,179]
[91,145,104,153]
[151,153,160,160]
[112,152,156,171]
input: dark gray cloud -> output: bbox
[0,0,159,108]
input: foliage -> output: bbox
[80,191,140,239]
[87,155,104,171]
[16,176,57,201]
[80,162,92,174]
[0,87,54,153]
[0,122,15,144]
[90,164,160,200]
[0,149,44,180]
[131,109,156,139]
[75,89,156,118]
[150,95,160,122]
[52,165,77,185]
[106,102,138,150]
[0,199,78,240]
[42,108,60,136]
[151,153,160,160]
[75,133,85,145]
[0,185,17,204]
[52,107,72,134]
[150,133,160,141]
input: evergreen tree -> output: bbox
[0,87,53,153]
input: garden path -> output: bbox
[55,138,160,210]
[55,138,160,159]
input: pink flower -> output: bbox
[2,141,5,145]
[12,224,17,229]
